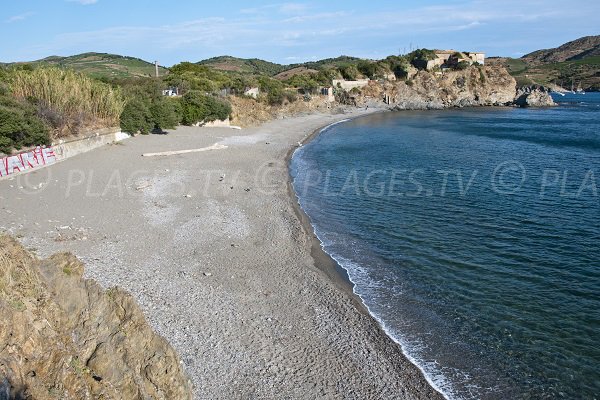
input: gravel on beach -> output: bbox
[0,109,443,399]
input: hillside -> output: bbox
[487,35,600,91]
[273,66,319,80]
[289,56,364,70]
[197,55,365,77]
[522,35,600,64]
[11,52,169,79]
[197,56,286,75]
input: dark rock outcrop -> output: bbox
[0,236,192,400]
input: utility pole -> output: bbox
[155,61,159,78]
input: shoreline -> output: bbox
[286,112,450,399]
[0,108,443,399]
[285,116,372,313]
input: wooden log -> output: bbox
[142,143,227,157]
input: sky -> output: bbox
[2,0,599,66]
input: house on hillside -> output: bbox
[162,87,179,96]
[332,79,370,91]
[321,87,334,102]
[465,52,485,65]
[419,50,486,71]
[244,87,260,98]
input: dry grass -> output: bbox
[0,235,40,305]
[229,95,330,127]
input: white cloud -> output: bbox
[5,12,34,23]
[67,0,98,5]
[278,3,309,14]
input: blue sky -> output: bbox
[2,0,599,66]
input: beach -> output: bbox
[0,109,443,399]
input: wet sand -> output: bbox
[0,109,443,399]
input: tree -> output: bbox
[120,99,152,134]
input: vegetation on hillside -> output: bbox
[0,65,125,154]
[198,56,286,76]
[8,53,169,80]
[488,35,600,90]
[11,68,125,134]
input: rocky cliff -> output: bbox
[357,65,517,110]
[0,236,192,400]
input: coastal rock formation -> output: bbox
[359,66,517,110]
[514,86,557,107]
[0,236,192,400]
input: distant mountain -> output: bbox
[7,52,169,79]
[488,35,600,91]
[289,56,364,70]
[197,56,286,76]
[197,55,365,77]
[522,35,600,64]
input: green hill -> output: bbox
[197,56,286,76]
[11,53,169,79]
[289,56,364,70]
[197,55,366,77]
[488,35,600,91]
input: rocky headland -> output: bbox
[354,66,556,110]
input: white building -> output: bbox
[244,87,260,98]
[332,79,370,91]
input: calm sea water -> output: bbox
[290,93,600,399]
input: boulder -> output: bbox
[514,86,557,107]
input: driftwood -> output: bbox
[142,143,228,157]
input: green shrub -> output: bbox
[339,65,361,80]
[181,91,208,125]
[180,91,231,125]
[357,61,380,79]
[258,76,284,94]
[120,99,152,134]
[267,91,284,106]
[455,61,470,71]
[170,97,183,123]
[206,97,232,122]
[149,97,180,131]
[0,103,49,154]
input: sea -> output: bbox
[290,93,600,399]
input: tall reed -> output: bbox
[10,68,125,135]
